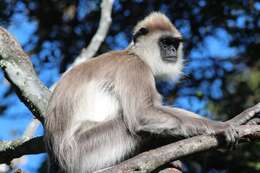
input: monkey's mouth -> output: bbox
[163,56,177,63]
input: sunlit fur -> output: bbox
[45,12,232,173]
[45,12,185,173]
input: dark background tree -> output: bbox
[0,0,259,172]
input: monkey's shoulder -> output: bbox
[95,50,144,64]
[75,50,150,74]
[55,50,149,87]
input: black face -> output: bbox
[158,36,183,63]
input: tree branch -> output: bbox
[0,27,51,123]
[0,137,45,164]
[50,0,114,90]
[73,0,114,66]
[227,102,260,125]
[97,125,260,173]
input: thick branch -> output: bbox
[0,27,51,122]
[0,137,45,164]
[97,125,260,173]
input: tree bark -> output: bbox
[0,27,50,123]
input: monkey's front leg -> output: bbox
[137,106,239,147]
[167,106,260,126]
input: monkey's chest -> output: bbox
[74,81,121,122]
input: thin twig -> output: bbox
[50,0,114,90]
[72,0,114,66]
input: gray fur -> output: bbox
[45,12,237,173]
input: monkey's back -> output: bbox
[45,50,143,173]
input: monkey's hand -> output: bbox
[215,123,239,150]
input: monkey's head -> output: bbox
[130,12,184,81]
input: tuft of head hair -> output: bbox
[133,12,181,37]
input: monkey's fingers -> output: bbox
[216,125,239,150]
[226,126,239,150]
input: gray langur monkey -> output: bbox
[45,12,239,173]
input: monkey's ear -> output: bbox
[133,27,149,43]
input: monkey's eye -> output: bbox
[160,37,183,50]
[133,27,149,42]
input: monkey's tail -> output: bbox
[45,129,80,173]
